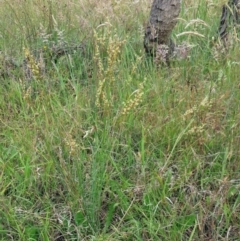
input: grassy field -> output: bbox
[0,0,240,240]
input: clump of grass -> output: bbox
[1,0,240,240]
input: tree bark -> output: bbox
[144,0,181,56]
[218,0,240,43]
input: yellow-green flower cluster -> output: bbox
[120,82,144,117]
[24,47,41,81]
[95,78,111,108]
[94,30,125,110]
[93,34,104,80]
[183,95,212,121]
[187,124,205,135]
[64,133,78,156]
[106,37,125,83]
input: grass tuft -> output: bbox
[0,0,240,240]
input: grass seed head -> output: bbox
[187,124,205,135]
[120,82,144,118]
[64,133,78,156]
[24,47,41,81]
[95,78,110,108]
[94,29,125,111]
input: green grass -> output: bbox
[0,0,240,240]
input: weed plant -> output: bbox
[0,0,240,240]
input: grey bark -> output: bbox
[144,0,181,56]
[218,0,240,43]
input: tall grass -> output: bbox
[0,0,240,240]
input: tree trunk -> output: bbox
[218,0,240,44]
[144,0,181,56]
